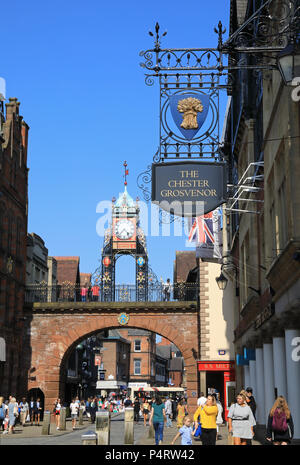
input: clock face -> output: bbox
[115,220,135,240]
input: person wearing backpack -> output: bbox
[266,396,294,445]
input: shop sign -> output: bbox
[197,361,235,371]
[254,304,275,330]
[152,161,227,217]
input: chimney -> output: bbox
[5,97,20,121]
[21,121,30,166]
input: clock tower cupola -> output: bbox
[100,162,148,301]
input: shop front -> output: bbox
[197,360,236,421]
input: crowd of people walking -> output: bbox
[0,389,295,445]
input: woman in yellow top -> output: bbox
[177,399,187,428]
[194,394,218,445]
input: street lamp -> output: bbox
[277,40,300,86]
[215,271,228,291]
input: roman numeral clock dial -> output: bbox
[115,220,134,240]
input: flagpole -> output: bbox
[196,255,200,398]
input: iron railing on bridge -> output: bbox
[25,283,198,303]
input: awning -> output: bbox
[0,337,6,362]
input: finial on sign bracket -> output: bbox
[149,22,167,51]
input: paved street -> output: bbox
[0,413,146,446]
[0,413,267,446]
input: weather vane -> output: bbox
[123,161,129,186]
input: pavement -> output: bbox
[135,423,264,446]
[1,416,299,446]
[0,412,145,445]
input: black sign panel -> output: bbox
[152,161,227,217]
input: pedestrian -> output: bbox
[227,393,256,445]
[197,392,207,407]
[35,398,43,426]
[19,397,29,427]
[80,400,86,417]
[133,397,141,423]
[215,394,223,439]
[142,398,150,426]
[176,398,187,429]
[81,284,88,302]
[8,397,19,434]
[149,396,166,445]
[171,397,177,421]
[171,415,196,445]
[124,396,132,407]
[53,398,62,430]
[0,396,7,432]
[92,284,100,302]
[164,396,173,428]
[70,398,79,430]
[90,397,98,423]
[266,396,294,445]
[29,397,35,425]
[163,279,171,301]
[245,387,257,418]
[194,394,218,445]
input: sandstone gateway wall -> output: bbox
[23,301,200,412]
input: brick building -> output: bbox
[95,329,131,395]
[80,273,92,287]
[54,256,80,285]
[0,97,29,398]
[120,328,156,387]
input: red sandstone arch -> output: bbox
[26,304,199,412]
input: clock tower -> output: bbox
[100,162,148,301]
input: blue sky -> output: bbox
[2,0,230,283]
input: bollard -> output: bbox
[41,411,51,435]
[124,407,134,445]
[79,408,83,425]
[59,407,67,431]
[148,422,155,439]
[95,411,110,445]
[82,430,97,445]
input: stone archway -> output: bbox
[25,301,199,413]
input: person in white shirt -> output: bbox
[197,392,207,406]
[70,399,79,430]
[164,397,173,427]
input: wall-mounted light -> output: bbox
[277,40,300,86]
[216,271,228,291]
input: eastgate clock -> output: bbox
[115,219,135,240]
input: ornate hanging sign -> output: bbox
[152,161,227,217]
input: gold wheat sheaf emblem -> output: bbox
[177,97,203,130]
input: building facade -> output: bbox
[0,97,29,398]
[223,0,300,438]
[26,233,49,285]
[120,328,156,387]
[174,251,236,418]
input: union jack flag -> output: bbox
[188,212,214,244]
[187,209,222,261]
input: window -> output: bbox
[134,359,141,375]
[7,214,13,255]
[134,340,141,352]
[278,177,288,249]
